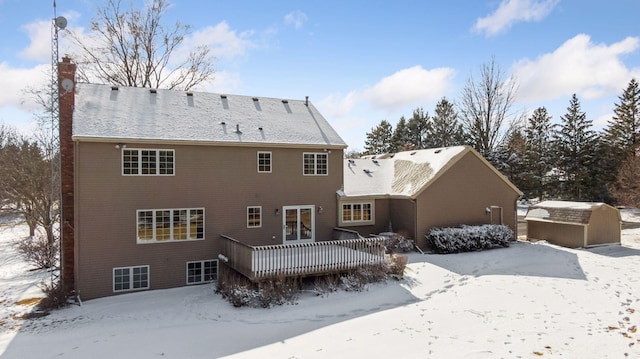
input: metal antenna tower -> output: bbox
[51,0,67,284]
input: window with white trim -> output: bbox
[113,265,149,292]
[247,206,262,228]
[137,208,204,243]
[303,152,328,175]
[257,151,272,173]
[123,148,174,175]
[342,202,373,223]
[186,260,218,284]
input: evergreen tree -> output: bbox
[552,94,597,200]
[390,116,410,153]
[491,129,527,191]
[604,79,640,156]
[406,108,429,149]
[427,97,465,148]
[522,107,554,200]
[364,120,393,155]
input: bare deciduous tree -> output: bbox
[458,57,519,157]
[67,0,214,90]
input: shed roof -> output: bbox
[71,83,347,148]
[340,146,521,199]
[524,201,619,225]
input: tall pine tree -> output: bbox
[407,108,429,149]
[552,94,597,200]
[604,79,640,156]
[364,120,393,155]
[523,107,554,200]
[390,116,410,152]
[426,97,465,148]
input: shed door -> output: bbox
[490,206,503,225]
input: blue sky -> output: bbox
[0,0,639,151]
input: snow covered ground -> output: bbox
[1,211,639,358]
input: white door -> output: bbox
[283,205,314,243]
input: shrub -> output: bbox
[17,235,58,270]
[216,267,300,308]
[426,224,513,254]
[37,279,68,310]
[386,254,408,277]
[381,231,415,253]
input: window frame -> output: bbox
[247,206,262,228]
[136,208,205,244]
[303,152,328,176]
[257,151,272,173]
[113,265,150,293]
[122,148,175,176]
[340,202,374,225]
[186,259,218,285]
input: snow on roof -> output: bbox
[342,146,468,198]
[525,201,619,224]
[72,83,347,147]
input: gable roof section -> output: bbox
[525,201,620,225]
[340,146,521,199]
[72,83,347,148]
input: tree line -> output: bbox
[362,60,640,207]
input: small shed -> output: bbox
[525,201,621,248]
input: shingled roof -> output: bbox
[340,146,521,199]
[525,201,616,225]
[72,83,347,148]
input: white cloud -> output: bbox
[284,10,308,29]
[176,21,254,63]
[473,0,559,37]
[512,34,640,103]
[362,66,456,112]
[319,66,455,118]
[0,62,49,109]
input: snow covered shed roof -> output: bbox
[340,146,521,199]
[71,83,347,148]
[525,201,620,225]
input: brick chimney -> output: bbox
[58,56,76,296]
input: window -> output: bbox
[113,265,149,292]
[303,153,328,175]
[137,208,204,243]
[122,148,174,175]
[341,202,373,223]
[186,260,218,284]
[257,151,272,173]
[247,206,262,228]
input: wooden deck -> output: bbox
[219,230,386,281]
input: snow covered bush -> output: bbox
[381,231,415,253]
[386,254,408,277]
[425,224,513,254]
[217,271,300,308]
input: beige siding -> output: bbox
[75,142,343,299]
[340,198,390,237]
[527,221,586,248]
[587,206,621,246]
[415,151,519,248]
[389,199,416,238]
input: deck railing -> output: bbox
[219,232,386,281]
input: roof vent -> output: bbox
[111,86,119,91]
[372,159,379,164]
[252,97,259,101]
[220,121,226,125]
[282,99,289,104]
[363,169,372,174]
[305,96,309,106]
[258,126,263,131]
[410,151,416,155]
[235,124,242,133]
[186,92,193,97]
[220,94,227,99]
[348,159,355,164]
[150,88,157,94]
[434,149,442,154]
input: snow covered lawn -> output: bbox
[1,212,639,358]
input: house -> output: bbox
[338,146,523,249]
[525,201,621,248]
[57,58,384,300]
